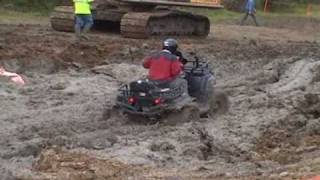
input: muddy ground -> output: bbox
[0,16,320,180]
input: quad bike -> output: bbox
[115,56,229,122]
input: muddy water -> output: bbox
[0,23,319,179]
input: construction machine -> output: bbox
[50,0,223,38]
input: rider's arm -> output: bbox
[142,56,152,69]
[175,51,187,65]
[170,59,183,77]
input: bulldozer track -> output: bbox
[50,6,211,38]
[120,11,210,38]
[120,12,151,38]
[50,6,75,32]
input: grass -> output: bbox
[263,4,320,17]
[0,0,58,14]
[0,7,48,24]
[179,5,320,29]
[181,8,242,23]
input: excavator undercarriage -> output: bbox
[50,0,223,38]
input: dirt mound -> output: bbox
[268,59,320,93]
[256,90,320,165]
[26,148,148,180]
[91,63,147,83]
[56,42,125,67]
[23,148,229,180]
[0,24,151,69]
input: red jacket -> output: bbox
[143,50,183,81]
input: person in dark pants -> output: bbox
[73,0,94,40]
[240,0,259,26]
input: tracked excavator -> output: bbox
[50,0,223,38]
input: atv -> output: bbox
[115,56,228,122]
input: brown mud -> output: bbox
[0,18,319,179]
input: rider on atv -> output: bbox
[142,38,188,92]
[116,39,228,118]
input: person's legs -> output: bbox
[74,15,84,40]
[81,15,94,40]
[240,12,249,26]
[250,14,259,26]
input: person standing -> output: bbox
[240,0,259,26]
[73,0,94,40]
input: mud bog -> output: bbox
[0,22,320,180]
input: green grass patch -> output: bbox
[266,4,320,17]
[197,9,242,23]
[182,3,320,25]
[1,2,319,25]
[0,0,59,15]
[0,7,48,24]
[181,8,242,23]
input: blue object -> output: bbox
[245,0,256,14]
[75,14,94,30]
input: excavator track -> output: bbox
[120,11,210,38]
[50,7,211,38]
[50,6,75,32]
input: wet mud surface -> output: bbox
[0,20,320,179]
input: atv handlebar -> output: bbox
[184,56,203,65]
[184,56,209,68]
[183,56,212,76]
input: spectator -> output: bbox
[240,0,259,26]
[73,0,94,40]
